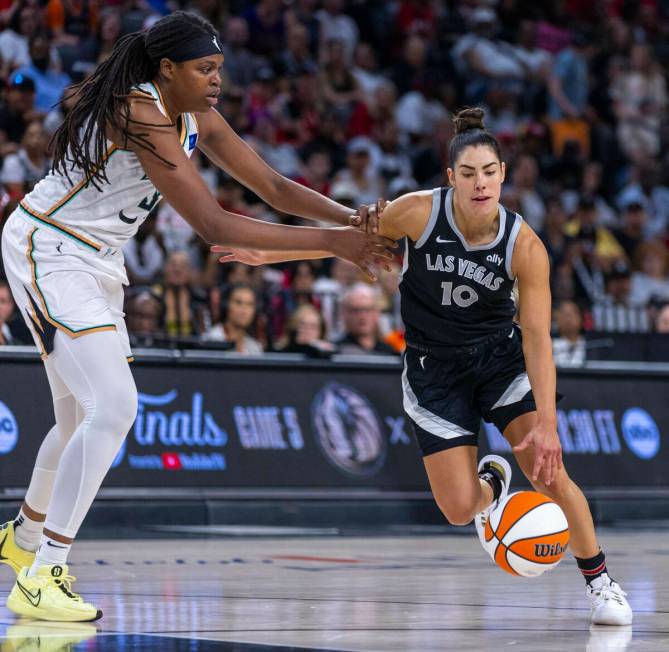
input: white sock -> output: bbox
[28,534,71,576]
[13,509,44,553]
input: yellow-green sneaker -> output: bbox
[6,565,102,622]
[0,520,36,575]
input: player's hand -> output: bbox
[349,198,388,234]
[513,424,562,486]
[329,227,396,281]
[210,245,267,266]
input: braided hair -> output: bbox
[50,11,217,190]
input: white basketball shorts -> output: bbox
[1,209,132,361]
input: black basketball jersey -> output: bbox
[399,187,523,348]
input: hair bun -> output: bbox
[453,107,485,134]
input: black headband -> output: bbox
[162,33,223,63]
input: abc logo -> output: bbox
[0,401,19,455]
[621,408,660,460]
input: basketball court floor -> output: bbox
[0,526,666,651]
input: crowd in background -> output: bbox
[0,0,668,364]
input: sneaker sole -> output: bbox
[6,593,103,622]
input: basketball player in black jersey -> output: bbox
[217,108,632,626]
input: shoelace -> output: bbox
[53,574,82,602]
[592,582,627,607]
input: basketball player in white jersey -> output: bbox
[0,11,393,621]
[212,108,633,626]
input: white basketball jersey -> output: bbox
[19,81,199,252]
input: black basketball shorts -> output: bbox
[402,327,539,456]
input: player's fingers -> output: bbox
[556,451,564,470]
[357,204,369,231]
[217,255,237,264]
[512,436,530,452]
[349,213,361,226]
[531,454,544,482]
[211,245,229,253]
[544,455,555,486]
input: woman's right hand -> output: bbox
[328,227,397,281]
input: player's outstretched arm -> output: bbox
[211,191,430,267]
[124,100,393,279]
[512,226,562,485]
[195,108,377,229]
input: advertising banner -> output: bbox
[0,357,666,490]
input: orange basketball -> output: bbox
[482,491,570,577]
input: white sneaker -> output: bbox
[477,454,512,514]
[474,455,512,550]
[587,574,633,626]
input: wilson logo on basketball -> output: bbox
[533,542,567,558]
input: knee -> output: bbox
[434,495,478,526]
[531,470,572,504]
[87,385,138,436]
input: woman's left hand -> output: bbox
[349,198,388,234]
[210,246,266,266]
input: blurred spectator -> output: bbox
[591,261,649,333]
[391,34,433,98]
[508,153,545,232]
[0,118,50,196]
[293,148,332,199]
[317,0,359,63]
[217,86,248,134]
[394,83,448,140]
[243,0,285,58]
[332,137,384,207]
[376,264,404,353]
[351,42,384,95]
[202,283,263,355]
[275,21,315,79]
[452,8,525,104]
[269,260,320,339]
[552,300,586,366]
[284,0,320,56]
[655,304,669,334]
[0,73,37,155]
[611,43,667,162]
[154,251,209,338]
[277,65,321,146]
[313,257,361,337]
[276,303,334,355]
[245,115,302,179]
[629,241,669,306]
[547,29,591,120]
[123,214,166,287]
[334,283,396,355]
[372,120,412,184]
[561,162,616,228]
[0,279,19,344]
[617,163,669,239]
[126,289,163,344]
[539,197,572,273]
[14,32,71,112]
[46,0,97,46]
[319,38,361,122]
[220,17,257,89]
[0,3,39,71]
[564,196,624,265]
[612,201,647,261]
[75,8,122,75]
